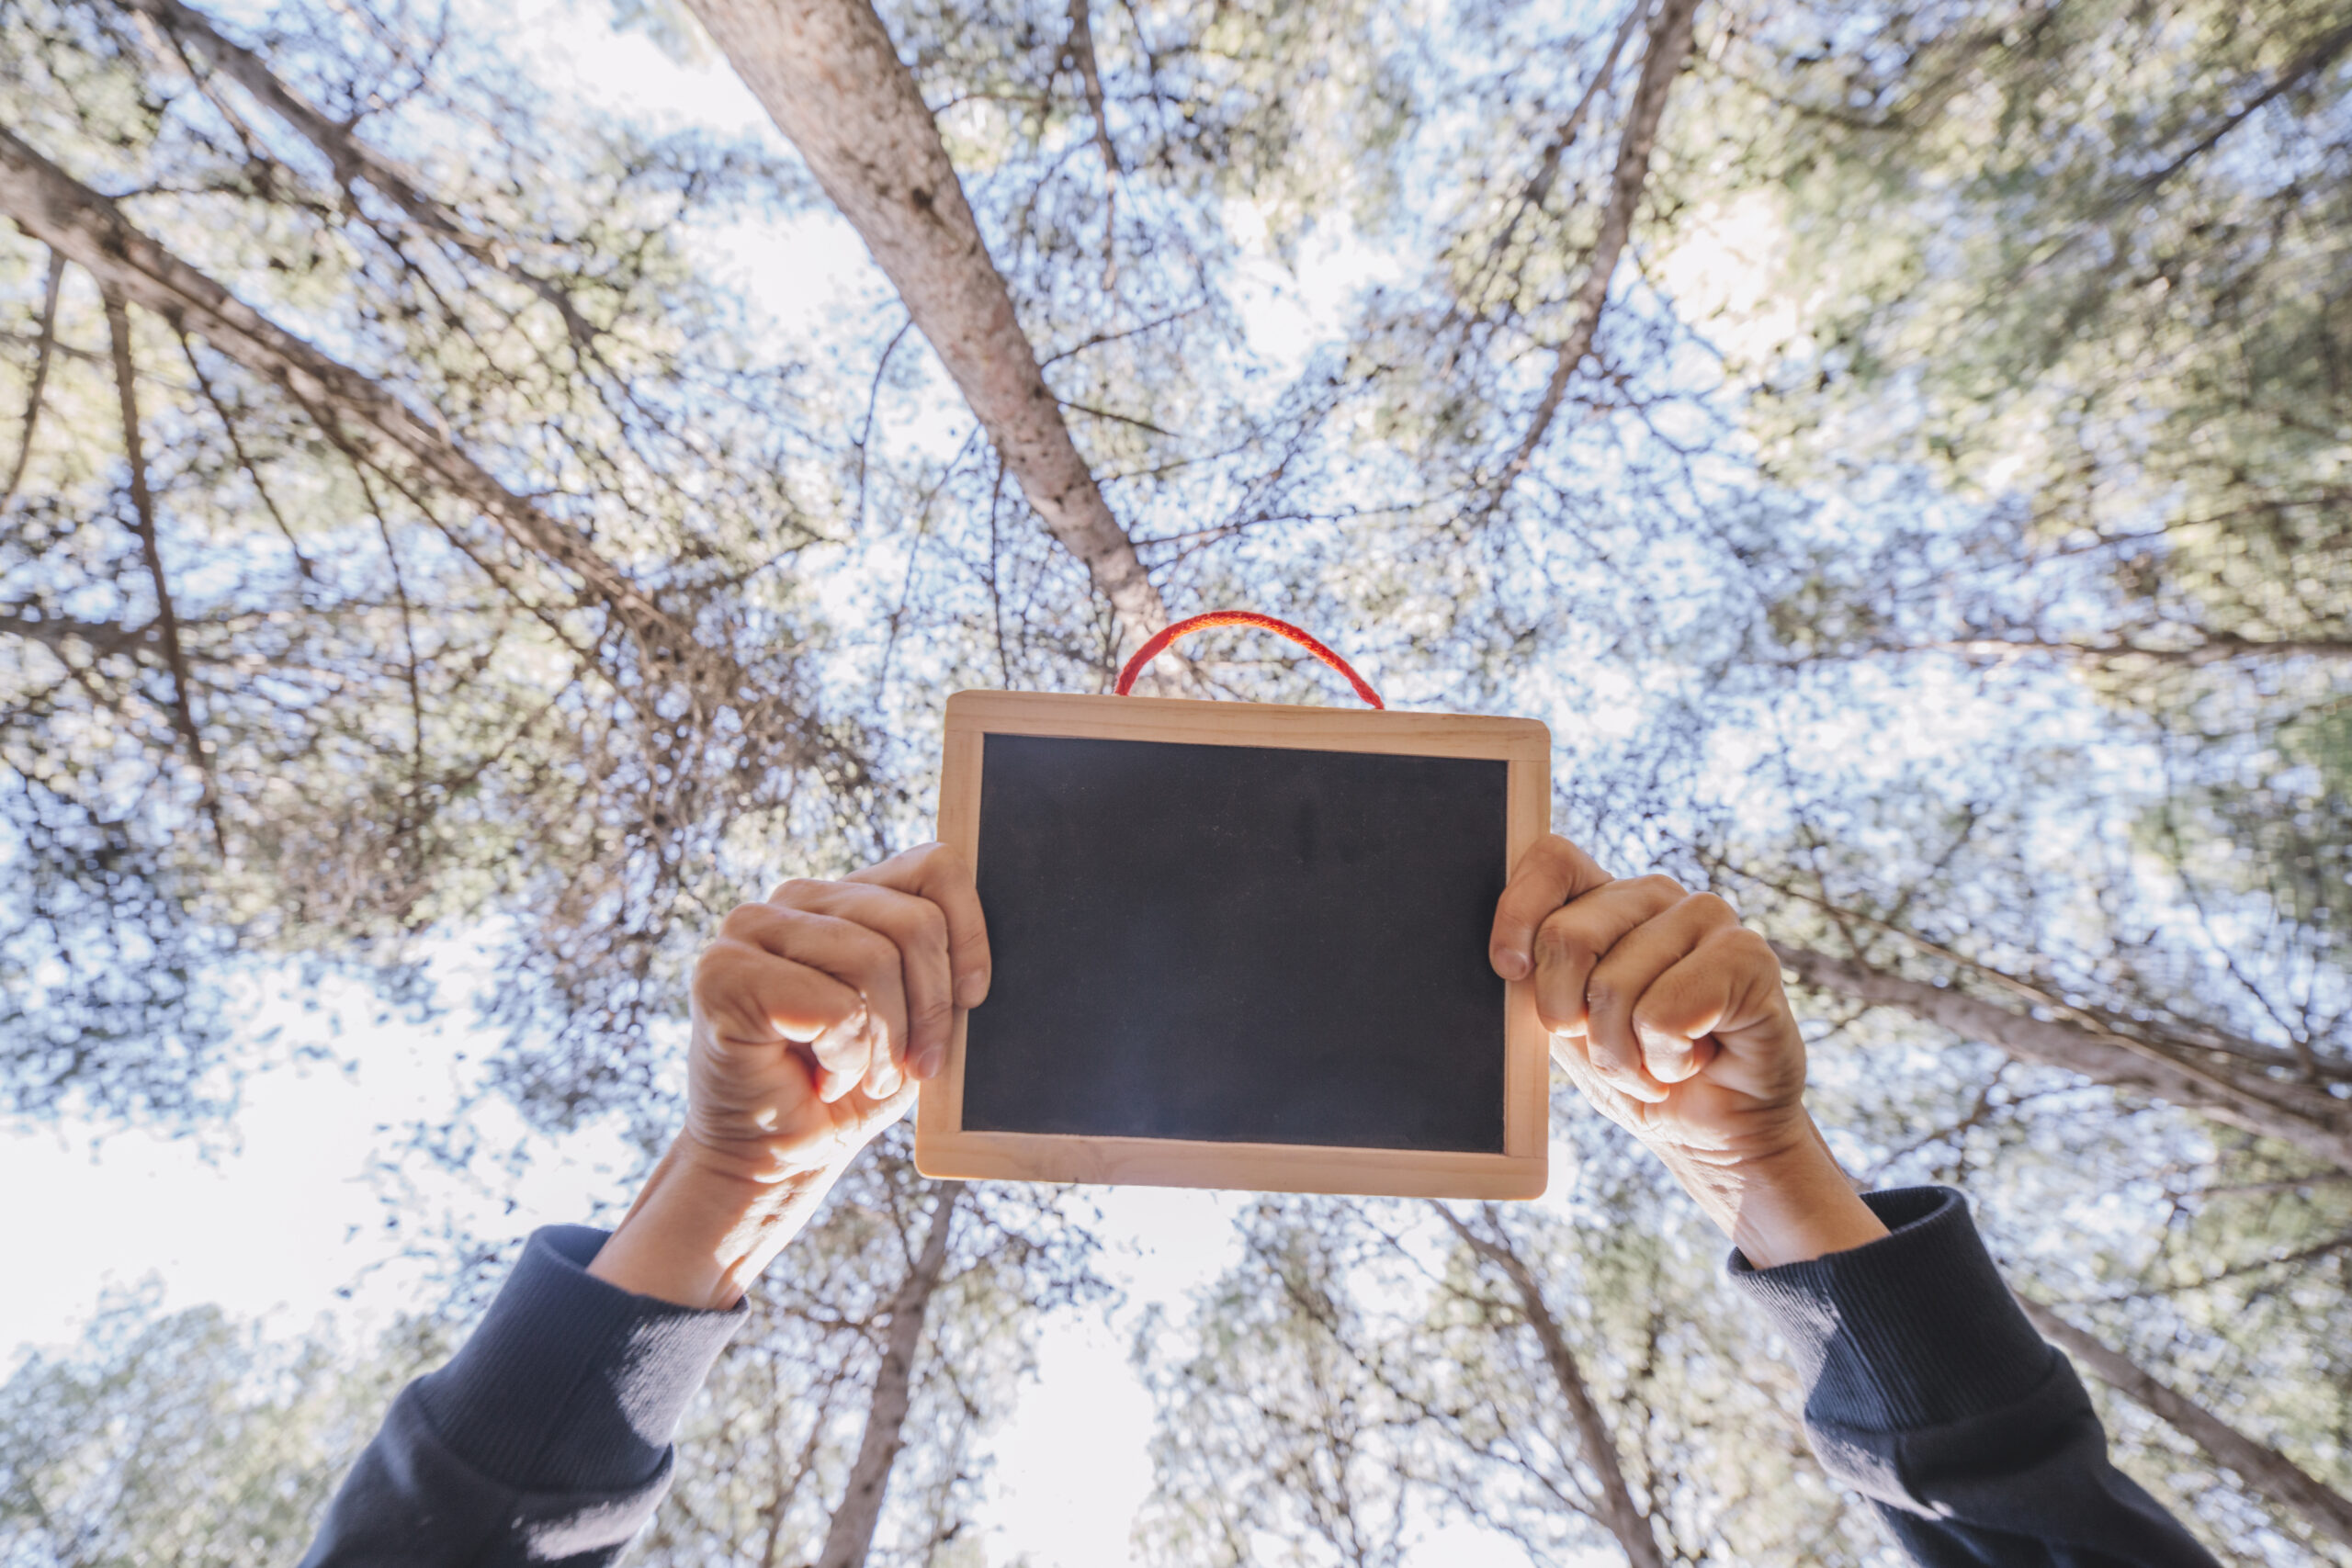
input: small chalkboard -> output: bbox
[915,691,1550,1198]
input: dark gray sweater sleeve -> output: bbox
[1728,1186,2220,1567]
[301,1224,742,1566]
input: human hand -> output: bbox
[684,841,991,1184]
[590,843,989,1308]
[1488,834,1885,1266]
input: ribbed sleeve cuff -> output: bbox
[1725,1187,2055,1432]
[412,1224,744,1494]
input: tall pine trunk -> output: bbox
[682,0,1170,659]
[817,1183,962,1568]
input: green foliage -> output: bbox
[1139,1120,1881,1565]
[0,0,879,1142]
[0,1289,453,1563]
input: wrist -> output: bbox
[588,1136,847,1310]
[1662,1115,1888,1269]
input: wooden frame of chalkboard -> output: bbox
[915,690,1552,1199]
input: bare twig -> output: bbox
[174,326,314,578]
[104,290,222,852]
[1,248,65,513]
[1062,0,1121,288]
[121,0,600,345]
[1483,0,1700,514]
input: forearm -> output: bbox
[588,1135,848,1310]
[1657,1111,1888,1269]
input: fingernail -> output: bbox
[1493,949,1531,980]
[912,1044,944,1081]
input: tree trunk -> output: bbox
[1778,945,2352,1176]
[1494,0,1702,495]
[681,0,1170,655]
[817,1183,962,1568]
[0,128,715,688]
[2018,1297,2352,1549]
[1432,1204,1666,1568]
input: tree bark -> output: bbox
[1493,0,1701,496]
[2018,1297,2352,1548]
[682,0,1170,654]
[1432,1204,1666,1568]
[1778,946,2352,1175]
[0,127,707,682]
[817,1184,962,1568]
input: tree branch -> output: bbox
[0,126,712,685]
[1487,0,1700,507]
[104,289,221,852]
[1428,1203,1666,1568]
[120,0,599,345]
[2018,1298,2352,1548]
[2120,17,2352,209]
[1472,0,1649,297]
[1832,630,2352,668]
[1062,0,1120,288]
[1,247,65,513]
[683,0,1171,658]
[1778,946,2352,1175]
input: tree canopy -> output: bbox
[3,0,2347,1562]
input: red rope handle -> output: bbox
[1115,611,1385,709]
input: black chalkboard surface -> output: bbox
[967,733,1508,1151]
[917,691,1551,1199]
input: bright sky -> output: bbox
[0,6,1584,1564]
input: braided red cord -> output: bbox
[1114,611,1385,709]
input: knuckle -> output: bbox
[719,903,773,941]
[1532,919,1589,969]
[1633,873,1687,902]
[1679,890,1734,924]
[768,876,826,906]
[914,841,966,878]
[852,925,899,973]
[909,897,949,945]
[1583,981,1622,1019]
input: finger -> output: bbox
[1629,924,1802,1102]
[693,939,872,1103]
[765,882,956,1077]
[1489,835,1613,980]
[721,902,910,1094]
[830,1072,922,1150]
[845,843,992,1009]
[1583,891,1742,1103]
[1530,874,1689,1039]
[799,882,954,1076]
